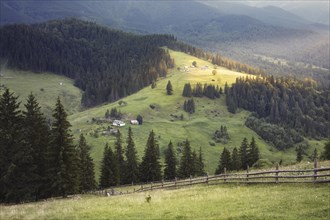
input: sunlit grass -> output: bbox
[1,183,329,219]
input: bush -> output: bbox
[252,159,273,169]
[136,115,143,125]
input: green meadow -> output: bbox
[0,69,82,117]
[1,183,329,220]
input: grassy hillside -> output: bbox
[68,49,325,179]
[0,68,82,117]
[1,183,329,219]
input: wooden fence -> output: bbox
[88,160,330,197]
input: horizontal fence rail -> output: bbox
[88,160,330,197]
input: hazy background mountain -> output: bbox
[1,0,329,83]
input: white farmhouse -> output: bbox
[112,120,125,127]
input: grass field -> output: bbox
[68,49,325,179]
[1,183,329,219]
[0,69,82,117]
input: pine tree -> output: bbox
[296,146,303,162]
[124,127,139,184]
[231,147,241,171]
[240,138,249,169]
[77,134,96,192]
[182,83,192,97]
[99,143,119,188]
[0,88,33,203]
[247,137,260,167]
[114,130,125,184]
[311,148,318,161]
[139,130,162,182]
[215,147,232,174]
[23,93,50,201]
[164,141,177,180]
[191,150,198,176]
[48,97,80,197]
[166,80,173,95]
[177,139,193,178]
[195,147,205,176]
[321,139,330,160]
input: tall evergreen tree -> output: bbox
[215,147,232,174]
[139,130,162,182]
[48,97,80,197]
[166,80,173,95]
[239,138,249,169]
[182,83,192,97]
[164,141,177,180]
[0,88,33,203]
[124,127,139,184]
[247,137,260,167]
[321,139,330,160]
[114,130,125,184]
[177,139,194,178]
[99,143,119,188]
[296,146,303,162]
[195,147,205,176]
[77,134,96,192]
[23,93,50,201]
[231,147,241,171]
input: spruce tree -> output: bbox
[48,97,80,197]
[0,88,33,203]
[231,147,241,171]
[114,130,125,184]
[124,127,139,184]
[321,139,330,160]
[177,139,193,178]
[182,83,192,97]
[23,93,50,201]
[296,146,303,162]
[99,143,119,188]
[247,137,260,167]
[139,130,162,182]
[195,147,205,176]
[77,134,96,192]
[215,147,232,174]
[311,148,318,161]
[164,141,177,180]
[191,150,198,176]
[239,138,249,169]
[166,80,173,95]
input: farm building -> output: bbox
[112,120,125,127]
[130,120,139,125]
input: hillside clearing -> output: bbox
[0,69,82,117]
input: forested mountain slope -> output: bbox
[0,18,176,107]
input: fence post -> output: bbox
[190,175,192,184]
[111,188,114,195]
[314,159,318,183]
[246,165,249,183]
[162,179,164,188]
[175,177,177,187]
[151,182,153,190]
[206,172,209,184]
[141,184,143,191]
[275,163,279,184]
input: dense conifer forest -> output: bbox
[226,76,330,149]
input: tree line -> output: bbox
[226,76,330,149]
[182,82,222,99]
[99,132,206,188]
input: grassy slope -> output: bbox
[69,49,322,179]
[1,183,329,219]
[0,69,82,117]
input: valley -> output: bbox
[67,49,325,179]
